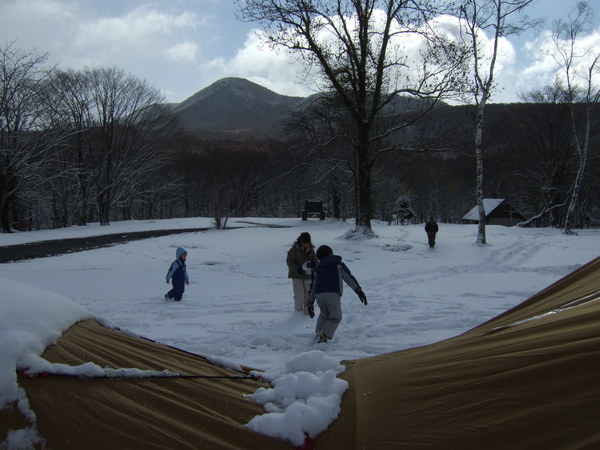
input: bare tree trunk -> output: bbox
[563,159,585,234]
[0,196,12,232]
[0,44,53,232]
[459,0,535,244]
[355,130,374,235]
[474,102,487,244]
[564,109,590,234]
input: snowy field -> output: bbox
[1,217,599,446]
[2,217,598,367]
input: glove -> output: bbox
[166,279,170,285]
[356,289,368,305]
[306,302,315,318]
[298,266,306,275]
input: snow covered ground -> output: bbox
[1,217,599,447]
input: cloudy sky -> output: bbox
[0,0,596,104]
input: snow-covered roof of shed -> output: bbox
[462,198,505,221]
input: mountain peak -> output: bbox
[172,78,303,139]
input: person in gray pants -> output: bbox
[307,245,368,342]
[286,232,317,314]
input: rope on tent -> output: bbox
[17,369,262,381]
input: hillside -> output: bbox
[169,77,453,140]
[171,77,303,139]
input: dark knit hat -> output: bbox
[316,245,333,260]
[298,232,312,244]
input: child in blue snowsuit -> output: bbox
[165,247,189,301]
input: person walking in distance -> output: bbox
[286,232,317,314]
[307,245,367,343]
[425,216,439,248]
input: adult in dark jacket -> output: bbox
[286,232,317,314]
[425,216,439,248]
[308,245,367,342]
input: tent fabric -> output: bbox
[2,319,291,450]
[315,255,600,449]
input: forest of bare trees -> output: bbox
[1,2,599,234]
[0,43,177,232]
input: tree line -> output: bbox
[0,43,177,231]
[237,0,600,240]
[1,1,599,235]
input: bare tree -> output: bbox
[549,2,600,234]
[41,67,175,226]
[518,86,573,227]
[284,96,356,219]
[42,69,96,226]
[0,43,56,232]
[237,0,467,237]
[202,146,269,228]
[50,67,171,226]
[458,0,536,244]
[87,67,168,225]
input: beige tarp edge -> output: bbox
[315,255,600,449]
[2,320,292,450]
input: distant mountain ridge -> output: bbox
[171,77,303,139]
[169,77,448,140]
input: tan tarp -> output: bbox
[3,255,600,449]
[317,255,600,449]
[1,320,291,449]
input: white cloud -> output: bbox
[74,6,200,48]
[518,30,559,89]
[204,12,520,99]
[438,13,516,76]
[204,30,315,96]
[0,0,76,51]
[0,0,74,21]
[424,14,517,102]
[165,41,199,62]
[519,28,600,94]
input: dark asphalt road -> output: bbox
[0,228,209,263]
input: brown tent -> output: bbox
[1,320,291,449]
[317,255,600,449]
[3,256,600,449]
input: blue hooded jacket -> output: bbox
[166,247,189,287]
[309,255,361,300]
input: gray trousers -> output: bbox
[292,278,311,313]
[315,292,342,338]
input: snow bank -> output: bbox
[0,277,94,448]
[0,277,93,409]
[0,277,184,449]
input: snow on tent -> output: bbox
[1,317,291,450]
[3,256,600,449]
[0,276,293,449]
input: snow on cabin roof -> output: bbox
[462,198,505,221]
